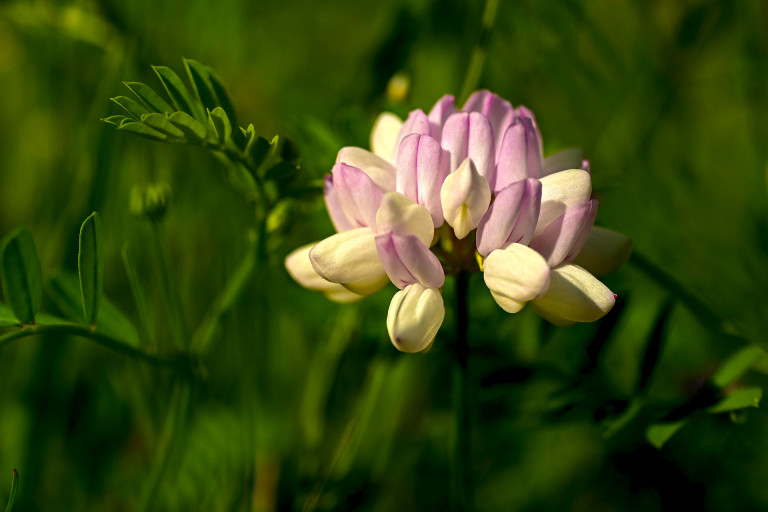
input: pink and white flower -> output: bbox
[286,90,631,352]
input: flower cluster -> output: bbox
[286,91,631,353]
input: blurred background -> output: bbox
[1,0,768,510]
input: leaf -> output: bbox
[208,107,232,144]
[152,66,206,123]
[264,160,299,182]
[183,59,245,149]
[5,469,18,512]
[168,111,207,142]
[712,346,765,389]
[0,227,42,324]
[48,272,139,346]
[124,82,174,114]
[140,113,186,139]
[111,96,150,120]
[117,122,168,141]
[78,212,104,326]
[707,386,762,414]
[0,303,19,327]
[245,132,272,167]
[102,115,132,127]
[646,419,689,449]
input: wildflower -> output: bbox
[285,90,630,351]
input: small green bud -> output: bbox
[130,183,172,221]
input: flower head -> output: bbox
[286,90,631,351]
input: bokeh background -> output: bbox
[1,0,768,510]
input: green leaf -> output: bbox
[0,303,19,327]
[78,212,104,326]
[5,469,18,512]
[48,272,139,346]
[124,82,174,114]
[167,111,207,142]
[646,419,689,449]
[110,96,150,120]
[140,113,186,139]
[117,122,167,141]
[102,115,132,127]
[707,386,762,414]
[246,132,272,167]
[712,346,765,389]
[208,107,232,144]
[152,66,206,123]
[0,227,42,324]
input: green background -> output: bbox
[0,0,767,510]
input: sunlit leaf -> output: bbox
[0,227,42,324]
[124,82,174,114]
[78,212,104,326]
[111,96,150,120]
[102,115,132,127]
[646,419,689,449]
[140,113,186,139]
[208,107,232,144]
[168,111,207,142]
[152,66,206,123]
[707,386,762,414]
[117,122,167,141]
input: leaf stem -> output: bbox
[0,323,178,367]
[150,220,189,347]
[453,271,472,512]
[458,0,500,104]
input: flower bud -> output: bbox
[531,264,615,325]
[483,243,551,314]
[495,117,542,191]
[395,134,450,227]
[309,228,389,295]
[440,158,491,239]
[130,183,172,221]
[387,283,445,353]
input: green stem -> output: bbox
[453,272,472,512]
[0,323,179,367]
[458,0,500,104]
[150,220,189,346]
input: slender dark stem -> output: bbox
[453,271,472,512]
[150,220,188,346]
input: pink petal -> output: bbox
[427,95,457,140]
[395,134,449,227]
[375,232,445,289]
[393,109,432,161]
[332,163,385,229]
[463,90,516,151]
[476,178,541,257]
[529,200,598,267]
[495,118,542,192]
[441,111,496,188]
[324,175,355,232]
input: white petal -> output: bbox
[483,243,551,313]
[440,158,491,239]
[376,192,435,247]
[531,264,615,324]
[541,148,583,176]
[309,228,388,295]
[285,243,364,302]
[535,169,592,236]
[370,112,403,162]
[337,147,396,191]
[571,227,632,277]
[386,284,445,353]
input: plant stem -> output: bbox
[150,220,189,347]
[453,271,472,512]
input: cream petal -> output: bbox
[535,169,592,236]
[337,147,396,191]
[386,284,445,353]
[483,243,551,314]
[309,228,388,295]
[284,243,364,302]
[440,158,491,239]
[531,264,616,324]
[376,192,435,247]
[571,227,632,277]
[370,112,403,161]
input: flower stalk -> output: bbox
[453,271,472,512]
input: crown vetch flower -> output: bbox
[285,90,631,351]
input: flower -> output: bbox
[285,90,631,351]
